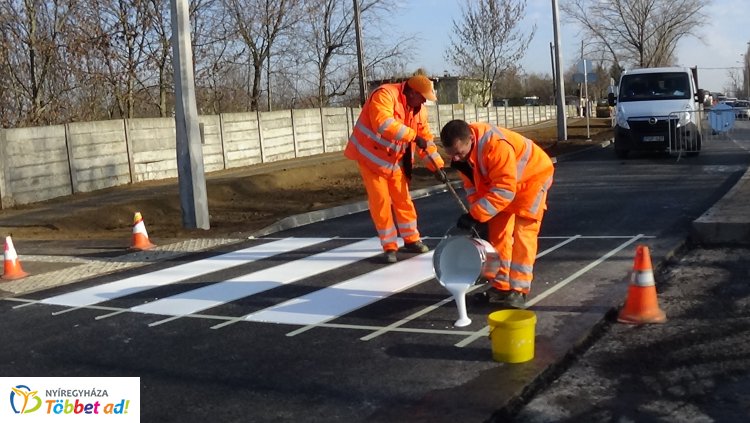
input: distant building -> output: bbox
[433,76,490,106]
[367,75,491,107]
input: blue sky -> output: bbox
[389,0,750,94]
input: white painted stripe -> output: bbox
[246,252,434,326]
[132,238,382,319]
[40,238,327,308]
[359,235,582,341]
[454,234,645,348]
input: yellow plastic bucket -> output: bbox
[487,309,537,363]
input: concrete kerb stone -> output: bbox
[250,139,616,237]
[691,166,750,245]
[249,181,464,238]
[550,139,613,164]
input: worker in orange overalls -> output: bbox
[439,120,554,309]
[344,74,445,263]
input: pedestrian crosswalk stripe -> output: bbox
[40,237,328,308]
[132,238,383,320]
[244,252,435,326]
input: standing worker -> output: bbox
[344,74,446,263]
[439,120,554,309]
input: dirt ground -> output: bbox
[0,118,613,241]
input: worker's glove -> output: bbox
[434,169,449,183]
[456,213,480,231]
[414,136,428,150]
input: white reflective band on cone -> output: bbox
[133,220,149,237]
[631,269,655,287]
[4,237,18,260]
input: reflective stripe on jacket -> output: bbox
[458,122,554,222]
[344,82,443,176]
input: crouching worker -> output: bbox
[344,74,446,263]
[439,120,554,309]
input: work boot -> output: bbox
[503,290,527,309]
[383,250,397,264]
[402,241,429,254]
[471,287,512,305]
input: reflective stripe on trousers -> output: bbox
[356,161,421,251]
[488,211,543,294]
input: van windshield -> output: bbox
[619,72,690,102]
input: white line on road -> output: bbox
[454,234,645,348]
[40,238,327,310]
[359,235,582,341]
[253,253,436,335]
[137,238,382,326]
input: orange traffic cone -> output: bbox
[130,212,156,251]
[1,235,29,280]
[617,245,666,324]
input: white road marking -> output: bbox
[359,235,583,341]
[39,238,327,309]
[134,238,382,326]
[240,253,435,331]
[454,234,646,348]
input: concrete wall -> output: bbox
[0,104,575,207]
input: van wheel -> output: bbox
[686,133,702,157]
[615,148,629,159]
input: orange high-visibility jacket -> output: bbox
[457,123,554,222]
[344,82,443,176]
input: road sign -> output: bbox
[573,73,598,83]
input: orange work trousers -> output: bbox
[488,211,544,295]
[357,162,421,251]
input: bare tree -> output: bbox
[445,0,535,106]
[222,0,301,111]
[80,0,157,118]
[289,0,409,107]
[0,0,81,126]
[561,0,707,69]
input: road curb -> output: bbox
[251,139,615,238]
[551,139,613,164]
[691,166,750,245]
[249,181,465,238]
[494,234,690,419]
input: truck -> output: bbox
[608,66,706,158]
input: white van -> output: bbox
[608,67,705,158]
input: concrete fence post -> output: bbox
[320,107,327,153]
[256,109,266,163]
[64,123,77,194]
[0,128,8,208]
[123,119,135,184]
[526,106,530,126]
[435,104,441,132]
[290,109,298,158]
[219,113,228,170]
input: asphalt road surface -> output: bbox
[2,126,749,422]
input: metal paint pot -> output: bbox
[432,236,501,327]
[433,236,501,287]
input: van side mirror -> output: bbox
[607,92,616,106]
[696,88,706,103]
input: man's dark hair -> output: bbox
[440,120,471,148]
